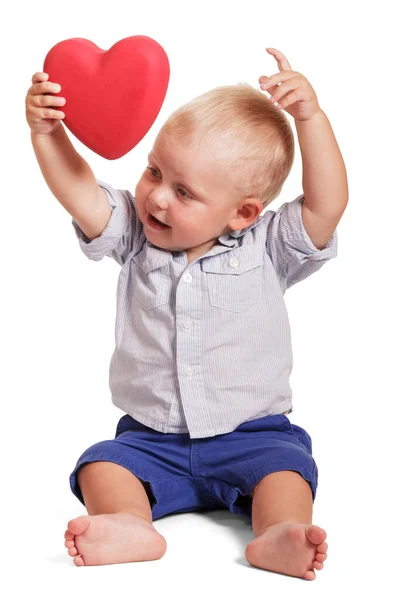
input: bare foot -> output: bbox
[245,522,328,580]
[64,513,167,566]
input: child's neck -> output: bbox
[186,240,218,264]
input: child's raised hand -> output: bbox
[25,72,66,135]
[259,48,320,121]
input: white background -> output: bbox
[1,0,398,597]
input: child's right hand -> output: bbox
[25,72,66,136]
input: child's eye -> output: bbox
[146,168,192,199]
[146,166,160,178]
[177,187,193,199]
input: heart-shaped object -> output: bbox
[43,36,170,159]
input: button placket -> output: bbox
[174,260,213,436]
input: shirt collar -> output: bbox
[217,215,263,247]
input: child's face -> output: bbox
[135,131,261,258]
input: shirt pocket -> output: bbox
[132,255,170,311]
[201,248,263,313]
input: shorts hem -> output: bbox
[69,452,161,507]
[241,462,318,502]
[69,452,204,520]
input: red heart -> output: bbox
[43,36,170,160]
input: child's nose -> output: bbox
[148,187,169,211]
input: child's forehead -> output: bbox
[153,130,232,172]
[150,134,243,200]
[154,130,202,155]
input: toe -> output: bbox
[65,540,75,549]
[304,569,316,581]
[313,560,324,570]
[318,541,328,553]
[306,525,327,546]
[316,552,327,562]
[64,529,74,541]
[73,555,85,567]
[67,516,90,537]
[68,546,78,557]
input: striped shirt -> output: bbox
[72,179,338,438]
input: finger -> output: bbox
[266,48,293,71]
[31,94,66,108]
[260,72,298,99]
[32,72,49,84]
[259,77,279,97]
[29,106,65,120]
[261,83,279,97]
[28,80,62,97]
[273,89,301,110]
[259,71,297,90]
[259,75,278,90]
[267,76,302,103]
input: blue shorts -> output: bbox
[70,413,318,520]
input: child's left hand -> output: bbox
[259,48,320,121]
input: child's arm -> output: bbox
[31,124,111,241]
[27,72,111,241]
[260,48,348,250]
[295,109,348,250]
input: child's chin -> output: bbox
[146,232,176,249]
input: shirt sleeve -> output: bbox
[71,179,144,266]
[263,194,338,291]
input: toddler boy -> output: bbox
[26,47,348,579]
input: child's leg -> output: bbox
[64,461,167,567]
[245,471,328,581]
[77,461,153,521]
[251,470,313,534]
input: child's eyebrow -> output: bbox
[147,152,205,200]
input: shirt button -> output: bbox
[183,319,192,330]
[230,258,240,268]
[183,273,193,283]
[184,366,193,377]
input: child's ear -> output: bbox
[228,198,263,231]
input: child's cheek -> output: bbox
[134,177,146,198]
[179,209,200,230]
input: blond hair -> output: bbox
[160,82,295,206]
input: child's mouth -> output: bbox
[147,213,171,231]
